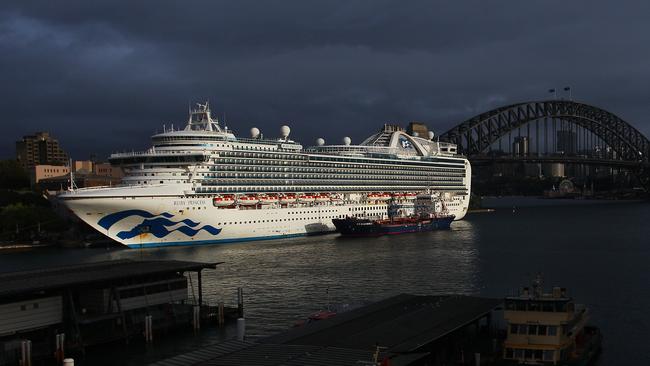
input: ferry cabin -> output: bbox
[502,287,589,364]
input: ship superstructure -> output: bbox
[59,102,471,248]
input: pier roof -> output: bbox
[262,293,501,353]
[151,294,500,366]
[0,259,219,298]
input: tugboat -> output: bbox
[500,275,602,365]
[332,191,455,237]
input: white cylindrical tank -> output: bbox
[250,127,260,138]
[316,138,325,146]
[343,136,352,146]
[428,131,435,140]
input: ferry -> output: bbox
[500,276,602,365]
[58,102,471,248]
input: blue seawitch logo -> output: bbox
[97,210,221,240]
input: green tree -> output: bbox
[0,160,30,190]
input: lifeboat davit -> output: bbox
[404,192,417,200]
[238,195,259,205]
[279,194,297,204]
[314,193,330,202]
[213,194,235,207]
[259,194,279,205]
[297,194,315,203]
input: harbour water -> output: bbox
[1,198,648,364]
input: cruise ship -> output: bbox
[59,102,471,248]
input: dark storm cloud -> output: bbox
[1,0,649,159]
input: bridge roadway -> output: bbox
[469,155,650,169]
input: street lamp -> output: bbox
[548,88,557,100]
[564,86,572,101]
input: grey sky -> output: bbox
[1,0,649,159]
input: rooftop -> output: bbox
[150,294,500,366]
[0,259,219,299]
[263,293,501,353]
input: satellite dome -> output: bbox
[250,127,260,138]
[412,131,419,137]
[316,138,325,146]
[428,131,435,140]
[280,125,291,138]
[343,136,352,146]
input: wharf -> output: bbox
[0,259,239,366]
[151,294,502,366]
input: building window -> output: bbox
[548,325,558,336]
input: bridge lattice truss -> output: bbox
[440,100,650,164]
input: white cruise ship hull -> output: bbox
[61,187,469,248]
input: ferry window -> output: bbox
[527,325,537,335]
[543,350,554,361]
[518,324,527,334]
[524,349,533,359]
[514,349,524,359]
[547,326,557,336]
[538,325,547,335]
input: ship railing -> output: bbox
[110,150,210,158]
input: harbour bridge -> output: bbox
[439,100,650,190]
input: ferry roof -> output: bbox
[0,259,219,299]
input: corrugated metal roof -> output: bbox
[0,260,219,298]
[150,339,254,366]
[151,294,499,366]
[262,294,501,353]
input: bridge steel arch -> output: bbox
[440,100,650,163]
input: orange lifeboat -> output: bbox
[279,194,297,204]
[297,194,315,203]
[212,194,235,207]
[329,194,343,202]
[238,195,259,205]
[367,192,381,201]
[314,193,330,202]
[404,192,417,200]
[259,194,279,205]
[377,192,392,201]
